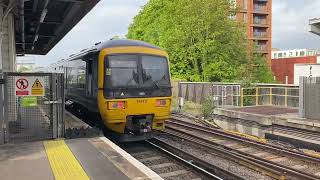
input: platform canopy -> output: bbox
[3,0,100,55]
[309,18,320,36]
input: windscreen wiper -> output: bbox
[152,80,172,89]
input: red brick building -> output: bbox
[236,0,272,66]
[271,56,317,84]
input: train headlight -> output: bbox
[108,101,125,110]
[156,99,169,107]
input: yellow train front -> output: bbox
[60,39,172,142]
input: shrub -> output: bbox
[201,97,215,118]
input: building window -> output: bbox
[289,52,293,57]
[243,0,248,9]
[274,53,277,58]
[253,27,267,38]
[283,52,286,57]
[243,13,247,23]
[300,51,305,56]
[296,51,298,56]
[254,15,267,25]
[278,53,282,58]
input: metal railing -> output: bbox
[178,82,241,107]
[254,5,267,12]
[240,86,299,107]
[254,32,267,38]
[177,82,299,108]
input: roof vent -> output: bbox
[95,42,101,46]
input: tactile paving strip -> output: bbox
[43,140,89,180]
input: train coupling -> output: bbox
[125,115,153,135]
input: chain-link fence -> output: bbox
[1,73,64,144]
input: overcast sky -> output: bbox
[20,0,320,66]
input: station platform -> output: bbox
[214,106,319,130]
[0,137,162,180]
[213,106,320,150]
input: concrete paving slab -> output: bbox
[66,138,129,180]
[91,137,163,180]
[0,141,54,180]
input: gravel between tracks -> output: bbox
[157,134,275,180]
[120,142,208,180]
[167,123,320,176]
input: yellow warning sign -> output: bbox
[31,78,44,96]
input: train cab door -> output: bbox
[85,53,98,97]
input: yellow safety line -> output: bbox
[225,130,268,144]
[43,140,90,180]
[303,149,320,158]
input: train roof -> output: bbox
[65,39,162,62]
[96,39,161,50]
[46,39,164,68]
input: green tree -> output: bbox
[17,66,31,72]
[128,0,273,83]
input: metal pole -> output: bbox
[255,87,259,106]
[178,82,182,98]
[299,77,305,118]
[269,87,273,105]
[0,6,4,72]
[61,74,65,138]
[284,87,288,107]
[51,74,57,139]
[0,73,4,144]
[3,73,8,143]
[236,85,240,106]
[240,88,244,107]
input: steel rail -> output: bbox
[169,116,320,163]
[162,127,320,180]
[146,139,244,180]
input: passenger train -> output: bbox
[44,39,172,141]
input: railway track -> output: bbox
[163,114,320,180]
[120,140,244,180]
[272,125,320,142]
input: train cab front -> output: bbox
[97,47,172,142]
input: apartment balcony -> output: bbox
[256,44,268,53]
[253,5,269,14]
[253,32,268,38]
[253,19,267,25]
[253,0,269,14]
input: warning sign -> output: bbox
[31,79,44,96]
[15,77,45,97]
[15,78,29,96]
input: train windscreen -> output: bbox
[104,54,171,98]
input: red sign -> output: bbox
[16,79,29,90]
[16,91,29,96]
[15,78,29,96]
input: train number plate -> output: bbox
[137,100,148,104]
